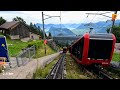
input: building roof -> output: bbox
[0,21,19,30]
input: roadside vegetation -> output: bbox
[35,45,56,58]
[66,53,92,79]
[112,52,120,62]
[6,38,56,57]
[7,38,28,57]
[33,54,61,79]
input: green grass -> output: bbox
[33,55,61,79]
[35,44,56,58]
[66,54,92,79]
[33,53,92,79]
[6,37,56,57]
[112,52,120,62]
[7,39,28,57]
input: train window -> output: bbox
[88,39,113,60]
[71,37,84,60]
[77,37,84,60]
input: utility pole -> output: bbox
[110,11,117,33]
[41,11,61,55]
[42,11,46,55]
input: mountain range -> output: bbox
[36,19,120,36]
[46,27,75,36]
[35,23,80,31]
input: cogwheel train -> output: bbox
[68,33,116,66]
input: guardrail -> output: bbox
[16,45,35,67]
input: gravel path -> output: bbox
[115,43,120,53]
[0,52,60,79]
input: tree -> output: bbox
[106,28,110,33]
[49,32,52,37]
[48,32,52,39]
[0,17,6,25]
[13,16,26,24]
[107,26,120,42]
[38,26,42,36]
[33,24,37,29]
[29,22,32,27]
[45,33,47,38]
[41,31,44,39]
[29,22,44,39]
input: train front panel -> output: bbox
[70,33,116,66]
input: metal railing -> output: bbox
[16,45,35,67]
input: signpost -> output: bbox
[44,39,47,45]
[0,36,10,65]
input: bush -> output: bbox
[27,40,43,49]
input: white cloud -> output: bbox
[0,11,120,25]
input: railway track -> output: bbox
[46,53,66,79]
[80,65,116,79]
[93,66,116,79]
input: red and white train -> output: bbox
[69,33,116,66]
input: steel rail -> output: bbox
[46,54,66,79]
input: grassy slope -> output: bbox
[6,38,56,57]
[7,39,28,57]
[66,54,92,79]
[35,44,56,58]
[33,54,61,79]
[112,52,120,62]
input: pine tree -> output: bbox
[0,17,6,25]
[13,16,26,24]
[49,32,52,37]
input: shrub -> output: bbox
[27,40,43,49]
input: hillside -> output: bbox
[35,19,120,36]
[35,23,65,32]
[72,20,120,35]
[6,38,56,57]
[47,27,76,36]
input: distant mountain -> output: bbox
[63,23,80,29]
[35,23,65,32]
[35,23,80,32]
[47,27,76,36]
[73,20,120,35]
[35,19,120,35]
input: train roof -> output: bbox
[89,33,113,40]
[69,33,115,48]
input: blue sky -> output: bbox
[0,11,120,24]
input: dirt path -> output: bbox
[0,52,60,79]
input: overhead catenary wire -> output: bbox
[60,11,62,31]
[86,11,116,34]
[86,11,119,32]
[89,11,99,24]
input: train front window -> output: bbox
[88,39,113,60]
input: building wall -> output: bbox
[10,35,20,39]
[29,32,39,40]
[10,23,30,39]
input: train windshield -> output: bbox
[88,39,113,60]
